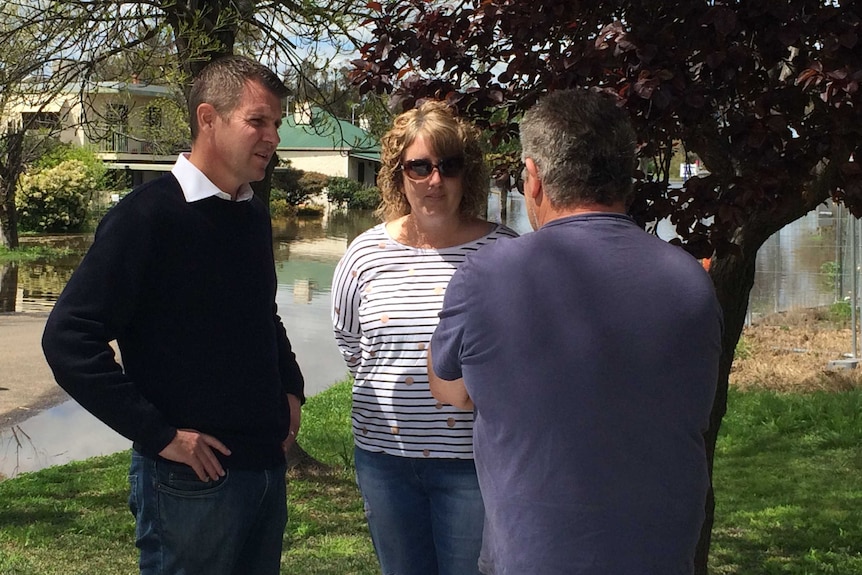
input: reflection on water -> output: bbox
[0,235,90,314]
[488,189,533,235]
[1,403,132,477]
[749,207,843,318]
[0,197,843,478]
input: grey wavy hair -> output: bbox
[520,89,636,208]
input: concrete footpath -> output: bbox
[0,313,69,428]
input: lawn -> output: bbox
[1,381,860,574]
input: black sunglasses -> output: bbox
[400,157,465,180]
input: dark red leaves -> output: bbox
[352,0,862,257]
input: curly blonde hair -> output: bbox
[376,100,489,222]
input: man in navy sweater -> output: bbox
[42,55,305,575]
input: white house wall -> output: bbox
[349,158,379,187]
[278,150,349,178]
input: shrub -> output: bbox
[298,171,329,198]
[269,188,297,217]
[16,159,103,233]
[272,165,308,206]
[820,260,840,292]
[33,144,107,177]
[325,176,361,208]
[271,167,329,208]
[351,186,381,210]
[734,334,752,360]
[326,177,381,210]
[828,299,852,325]
[296,205,325,217]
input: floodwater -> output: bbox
[0,193,842,477]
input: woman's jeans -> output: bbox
[354,447,485,575]
[129,451,287,575]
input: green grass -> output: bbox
[711,389,862,574]
[1,382,860,574]
[0,245,82,264]
[734,334,753,360]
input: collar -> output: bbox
[543,212,636,229]
[171,153,254,203]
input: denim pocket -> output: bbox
[155,459,229,497]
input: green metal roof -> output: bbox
[278,107,380,161]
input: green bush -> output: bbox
[271,165,308,206]
[16,159,104,233]
[351,185,381,210]
[33,144,107,176]
[828,299,852,324]
[327,176,381,210]
[298,171,329,198]
[326,176,362,208]
[271,166,329,208]
[820,260,841,292]
[269,188,298,217]
[734,334,752,360]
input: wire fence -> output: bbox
[748,200,857,323]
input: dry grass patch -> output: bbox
[731,307,862,392]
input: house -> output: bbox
[3,79,183,188]
[277,103,380,187]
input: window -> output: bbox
[106,103,129,126]
[358,162,366,183]
[21,112,60,130]
[144,105,162,128]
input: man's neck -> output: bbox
[188,148,241,199]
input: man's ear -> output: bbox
[196,103,217,133]
[524,157,542,200]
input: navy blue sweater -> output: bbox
[42,175,305,469]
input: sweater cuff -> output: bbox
[139,424,178,457]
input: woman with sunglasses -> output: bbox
[332,100,517,575]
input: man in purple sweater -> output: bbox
[429,89,721,574]
[42,55,304,575]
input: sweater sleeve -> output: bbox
[41,193,177,454]
[274,305,306,403]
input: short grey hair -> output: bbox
[519,89,636,208]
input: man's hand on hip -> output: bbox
[159,429,232,482]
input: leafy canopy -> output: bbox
[352,1,862,258]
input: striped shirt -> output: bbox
[332,222,519,458]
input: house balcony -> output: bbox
[94,130,183,168]
[96,132,151,155]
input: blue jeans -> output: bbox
[354,447,485,575]
[128,451,287,575]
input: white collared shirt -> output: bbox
[171,153,254,203]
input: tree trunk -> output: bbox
[0,195,19,249]
[693,186,831,573]
[0,262,18,312]
[251,153,278,209]
[0,130,25,249]
[285,440,332,475]
[693,246,759,575]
